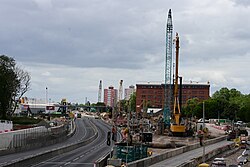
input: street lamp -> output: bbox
[202,101,205,163]
[45,87,48,104]
[218,109,220,126]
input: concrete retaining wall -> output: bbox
[128,136,227,167]
[1,120,98,167]
[0,120,76,156]
[95,151,112,167]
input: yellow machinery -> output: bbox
[170,33,186,134]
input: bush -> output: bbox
[11,116,42,125]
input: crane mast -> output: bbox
[164,9,173,125]
[170,33,186,134]
[173,33,181,124]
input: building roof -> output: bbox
[136,81,210,86]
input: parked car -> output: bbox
[198,118,209,123]
[235,121,246,127]
[211,158,226,167]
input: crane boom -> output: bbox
[173,33,181,124]
[170,33,186,134]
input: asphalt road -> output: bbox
[0,117,105,167]
[31,118,112,167]
[150,140,234,167]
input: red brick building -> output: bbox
[104,86,118,107]
[136,82,210,112]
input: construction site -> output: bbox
[98,9,250,167]
[103,9,210,166]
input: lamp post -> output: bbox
[202,101,205,163]
[218,110,220,126]
[45,87,48,104]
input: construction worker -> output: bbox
[198,129,204,146]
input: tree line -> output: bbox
[1,55,249,123]
[182,87,250,122]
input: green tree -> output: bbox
[235,94,250,122]
[212,87,243,120]
[203,98,220,119]
[129,92,136,112]
[0,55,30,119]
[182,87,249,122]
[184,98,199,117]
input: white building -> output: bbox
[124,85,135,100]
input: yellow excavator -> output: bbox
[170,33,186,134]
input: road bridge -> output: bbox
[0,117,111,167]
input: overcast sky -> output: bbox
[1,0,249,103]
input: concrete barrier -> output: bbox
[178,142,235,167]
[1,120,98,167]
[0,120,76,156]
[127,135,227,167]
[95,151,112,167]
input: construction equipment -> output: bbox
[164,9,173,126]
[170,33,186,134]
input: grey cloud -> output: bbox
[1,0,250,102]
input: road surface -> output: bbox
[31,118,111,167]
[150,140,234,167]
[0,117,110,167]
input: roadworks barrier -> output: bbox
[127,135,228,167]
[1,120,98,167]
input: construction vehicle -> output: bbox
[170,33,186,134]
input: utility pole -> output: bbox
[45,87,48,104]
[202,101,205,163]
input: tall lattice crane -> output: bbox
[98,80,102,102]
[164,9,173,126]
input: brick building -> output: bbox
[136,82,210,112]
[104,86,118,107]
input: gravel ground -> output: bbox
[225,149,243,165]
